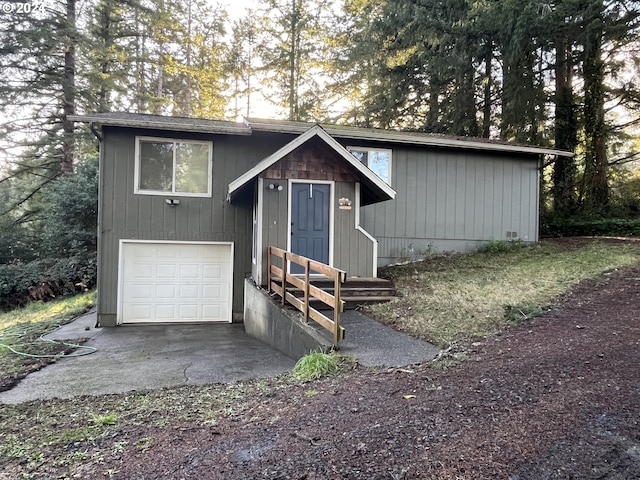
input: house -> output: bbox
[70,113,571,327]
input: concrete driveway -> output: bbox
[0,309,439,405]
[0,311,297,404]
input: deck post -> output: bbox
[333,270,341,348]
[266,246,347,348]
[267,246,272,293]
[304,259,310,322]
[281,251,287,306]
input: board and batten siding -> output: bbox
[258,180,375,284]
[259,179,290,281]
[333,182,375,277]
[359,146,540,265]
[97,127,283,326]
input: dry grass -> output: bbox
[365,240,640,347]
[0,291,96,332]
[0,292,96,391]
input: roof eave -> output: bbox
[245,118,574,158]
[69,114,252,136]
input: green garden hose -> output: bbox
[0,323,96,358]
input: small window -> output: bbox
[348,147,392,185]
[135,137,212,196]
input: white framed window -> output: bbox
[134,136,213,197]
[348,147,392,185]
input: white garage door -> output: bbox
[119,241,233,324]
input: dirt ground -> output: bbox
[3,243,640,479]
[103,266,640,478]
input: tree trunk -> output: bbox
[288,0,297,120]
[583,13,608,212]
[185,0,192,117]
[552,32,578,216]
[482,46,492,138]
[98,0,112,113]
[61,0,76,174]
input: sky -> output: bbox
[220,0,252,20]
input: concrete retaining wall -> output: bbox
[243,279,331,360]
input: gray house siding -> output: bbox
[97,127,287,326]
[260,178,290,274]
[90,115,547,326]
[333,182,375,276]
[359,146,540,265]
[258,180,375,283]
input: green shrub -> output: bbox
[479,238,524,254]
[292,351,341,381]
[504,305,547,324]
[541,217,640,238]
[0,253,97,312]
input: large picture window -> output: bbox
[135,137,212,196]
[348,147,392,185]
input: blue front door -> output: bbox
[290,183,330,273]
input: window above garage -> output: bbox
[135,136,212,197]
[348,147,392,185]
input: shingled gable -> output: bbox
[227,124,396,205]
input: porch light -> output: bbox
[339,197,352,210]
[269,183,283,191]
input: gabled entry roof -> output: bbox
[227,125,397,205]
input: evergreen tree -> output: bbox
[551,1,581,216]
[84,0,144,113]
[227,15,258,119]
[256,0,333,121]
[0,0,80,175]
[161,0,229,118]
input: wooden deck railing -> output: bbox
[267,246,346,348]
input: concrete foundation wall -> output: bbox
[243,279,331,360]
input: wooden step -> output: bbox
[311,278,395,289]
[307,295,395,310]
[313,287,396,296]
[288,285,397,297]
[342,295,395,308]
[270,276,397,309]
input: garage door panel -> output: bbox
[120,242,233,324]
[178,305,198,319]
[156,284,176,298]
[202,304,221,318]
[157,248,178,259]
[179,284,199,299]
[203,284,222,300]
[156,264,177,279]
[155,305,176,319]
[133,264,154,279]
[127,285,153,299]
[201,249,228,261]
[128,304,151,319]
[179,265,199,278]
[203,264,223,279]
